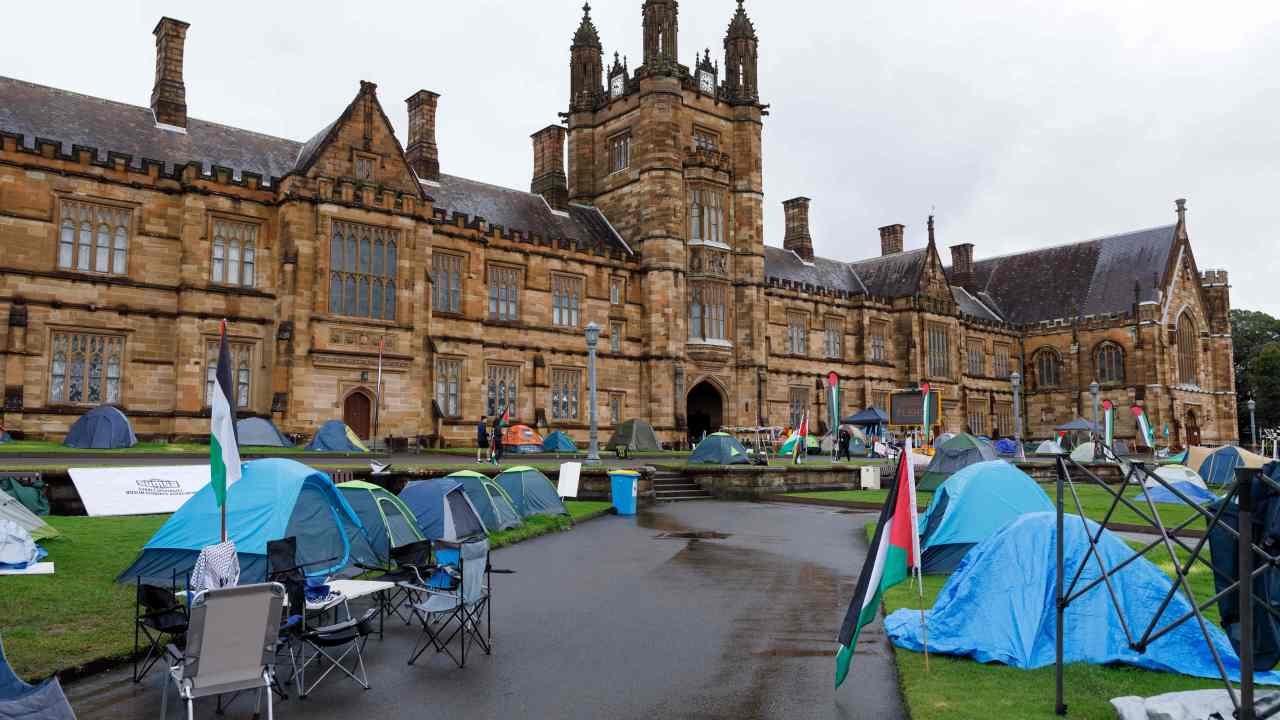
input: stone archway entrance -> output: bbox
[687,381,724,446]
[1185,408,1202,447]
[344,389,373,440]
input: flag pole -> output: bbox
[906,436,929,671]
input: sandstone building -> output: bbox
[0,3,1237,448]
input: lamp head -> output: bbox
[584,322,601,347]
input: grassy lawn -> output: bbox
[0,500,612,681]
[791,484,1208,531]
[866,523,1242,719]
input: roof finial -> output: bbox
[583,2,591,16]
[927,214,936,244]
[1175,197,1187,224]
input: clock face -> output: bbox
[699,71,715,94]
[611,74,625,99]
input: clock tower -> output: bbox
[564,0,767,439]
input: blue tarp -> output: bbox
[542,431,577,453]
[305,420,369,453]
[1146,481,1218,505]
[919,461,1053,573]
[1,632,76,719]
[63,405,136,449]
[887,512,1280,682]
[994,438,1019,455]
[116,459,370,584]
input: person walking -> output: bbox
[476,417,489,463]
[838,426,852,462]
[491,414,504,465]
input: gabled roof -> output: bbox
[951,287,1001,323]
[965,225,1176,325]
[848,248,929,298]
[762,246,863,294]
[0,75,302,185]
[430,174,631,254]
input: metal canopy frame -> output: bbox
[1052,444,1280,719]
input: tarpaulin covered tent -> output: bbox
[0,633,76,720]
[305,420,369,453]
[501,424,544,454]
[1143,465,1217,505]
[0,490,57,542]
[843,407,888,427]
[63,405,136,449]
[689,432,751,465]
[607,419,661,453]
[919,461,1053,573]
[449,471,522,532]
[399,478,487,542]
[117,459,371,584]
[1070,442,1100,463]
[994,438,1019,456]
[887,512,1280,682]
[1035,440,1065,456]
[542,431,577,454]
[918,434,999,491]
[495,467,568,519]
[235,417,293,448]
[1194,445,1268,486]
[337,481,424,567]
[0,520,45,570]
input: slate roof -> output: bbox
[848,249,928,298]
[762,246,863,294]
[0,76,302,184]
[965,225,1176,325]
[951,287,1001,322]
[431,174,630,254]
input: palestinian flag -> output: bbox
[210,321,242,509]
[793,413,809,464]
[500,404,511,428]
[1131,405,1155,449]
[1103,400,1115,448]
[835,438,918,689]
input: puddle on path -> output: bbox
[655,530,732,540]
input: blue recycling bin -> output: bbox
[609,470,640,516]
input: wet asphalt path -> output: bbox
[66,501,904,720]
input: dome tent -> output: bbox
[918,461,1053,573]
[235,417,293,448]
[1143,464,1217,505]
[337,481,424,567]
[399,478,487,542]
[502,424,544,454]
[63,405,136,449]
[1195,445,1268,486]
[117,459,372,585]
[305,420,369,453]
[495,467,568,519]
[607,419,661,453]
[542,431,578,454]
[449,471,522,532]
[689,433,751,465]
[1035,439,1065,456]
[918,434,999,491]
[0,490,57,543]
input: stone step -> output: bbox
[655,493,714,502]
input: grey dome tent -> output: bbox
[63,405,136,449]
[918,433,999,491]
[0,490,57,542]
[689,432,751,465]
[449,471,522,532]
[0,633,76,720]
[607,419,661,453]
[399,478,487,542]
[235,417,293,448]
[305,420,369,453]
[495,467,568,519]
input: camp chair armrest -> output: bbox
[489,568,515,575]
[164,643,187,666]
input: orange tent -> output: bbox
[501,424,544,453]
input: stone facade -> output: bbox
[0,3,1236,448]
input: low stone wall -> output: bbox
[683,465,862,500]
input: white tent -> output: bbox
[1070,442,1099,463]
[0,490,57,542]
[1035,440,1064,456]
[1148,464,1207,490]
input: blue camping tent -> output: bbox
[305,420,369,453]
[542,431,577,453]
[63,405,137,449]
[399,478,488,542]
[887,512,1280,682]
[919,461,1053,573]
[496,467,568,519]
[689,432,751,465]
[994,438,1019,456]
[117,459,371,584]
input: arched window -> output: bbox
[1035,348,1062,388]
[1096,342,1125,384]
[1177,312,1199,385]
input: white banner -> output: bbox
[69,465,211,517]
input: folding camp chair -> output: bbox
[132,577,189,683]
[406,539,491,668]
[160,583,284,720]
[364,539,434,625]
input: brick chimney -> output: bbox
[950,243,976,292]
[783,197,814,261]
[879,224,904,256]
[405,90,441,181]
[531,125,569,211]
[151,17,190,129]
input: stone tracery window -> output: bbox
[689,281,726,342]
[1177,312,1199,385]
[689,188,725,244]
[59,199,129,276]
[1095,342,1125,385]
[435,358,462,417]
[212,219,258,287]
[205,341,253,408]
[488,265,521,321]
[486,364,520,417]
[49,332,123,405]
[551,368,582,420]
[331,221,397,320]
[1034,348,1062,388]
[552,275,583,328]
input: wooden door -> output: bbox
[344,391,372,440]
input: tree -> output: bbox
[1247,342,1280,438]
[1231,309,1280,440]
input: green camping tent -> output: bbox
[918,433,1000,491]
[448,471,523,532]
[607,419,661,453]
[495,467,568,518]
[337,481,424,567]
[0,489,57,542]
[689,433,751,465]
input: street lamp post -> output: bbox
[1090,380,1101,461]
[1011,371,1023,459]
[1249,397,1258,451]
[585,322,601,465]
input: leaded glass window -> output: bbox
[204,341,253,409]
[212,219,258,287]
[49,332,123,405]
[435,358,462,417]
[552,275,583,328]
[486,364,520,417]
[488,266,521,321]
[432,252,464,315]
[58,199,130,275]
[551,368,582,420]
[330,221,398,319]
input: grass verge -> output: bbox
[0,500,612,681]
[865,522,1245,719]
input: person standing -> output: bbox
[491,415,504,465]
[838,427,852,462]
[476,417,489,463]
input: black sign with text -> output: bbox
[889,390,941,427]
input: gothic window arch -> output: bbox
[1177,311,1199,385]
[330,221,398,320]
[1034,348,1062,389]
[1095,341,1125,385]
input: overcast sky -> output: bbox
[5,1,1278,314]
